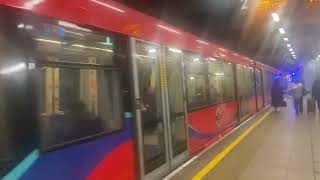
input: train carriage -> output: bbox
[0,0,278,180]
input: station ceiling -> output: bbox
[119,0,320,71]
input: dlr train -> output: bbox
[0,0,279,179]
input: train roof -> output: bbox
[1,0,278,72]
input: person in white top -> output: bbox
[288,82,304,115]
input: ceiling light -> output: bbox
[58,21,91,32]
[289,48,293,52]
[169,48,182,54]
[287,44,291,48]
[17,23,25,29]
[207,58,216,61]
[72,44,113,52]
[271,13,280,22]
[193,58,200,61]
[283,37,288,41]
[148,49,156,53]
[291,52,295,55]
[64,30,84,36]
[0,63,26,75]
[279,28,285,34]
[215,73,224,76]
[35,38,66,45]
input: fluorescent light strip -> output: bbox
[64,48,88,52]
[169,48,182,54]
[35,38,66,45]
[64,30,84,36]
[207,58,217,61]
[90,0,125,13]
[215,73,224,76]
[157,24,181,34]
[196,40,209,45]
[287,44,291,48]
[135,54,157,59]
[72,44,113,52]
[283,37,289,41]
[58,21,91,32]
[0,63,26,75]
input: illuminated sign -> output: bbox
[241,0,249,10]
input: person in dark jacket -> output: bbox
[271,79,285,112]
[312,77,320,112]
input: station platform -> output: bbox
[165,100,320,180]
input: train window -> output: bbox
[207,60,223,104]
[37,67,122,148]
[184,53,207,109]
[23,21,115,65]
[221,63,235,101]
[186,75,207,108]
[20,18,124,149]
[207,59,235,103]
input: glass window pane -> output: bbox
[184,53,204,74]
[208,60,223,74]
[222,76,235,101]
[208,75,223,103]
[186,75,207,108]
[38,67,122,149]
[24,22,115,65]
[171,115,187,156]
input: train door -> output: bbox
[130,39,188,179]
[236,65,246,120]
[255,69,264,110]
[236,65,254,121]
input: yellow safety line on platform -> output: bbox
[192,109,273,180]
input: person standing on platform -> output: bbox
[271,79,285,112]
[291,83,304,115]
[312,77,320,112]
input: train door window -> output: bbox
[164,47,187,157]
[221,62,235,101]
[21,18,124,149]
[207,59,223,104]
[255,69,263,109]
[184,53,207,109]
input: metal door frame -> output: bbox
[130,38,189,180]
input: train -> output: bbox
[0,0,279,180]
